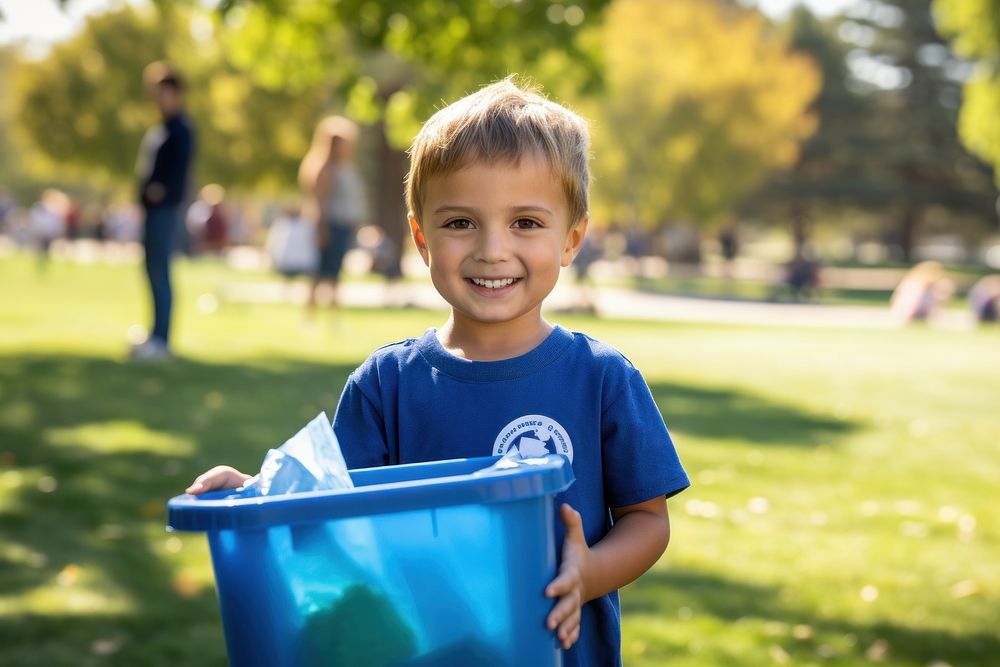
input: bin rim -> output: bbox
[167,454,574,533]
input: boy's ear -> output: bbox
[561,216,590,268]
[408,213,430,267]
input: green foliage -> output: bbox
[211,0,607,150]
[0,47,27,193]
[752,7,882,211]
[846,0,996,249]
[958,73,1000,172]
[587,0,820,227]
[10,5,330,195]
[12,8,167,189]
[753,1,998,256]
[935,0,1000,58]
[935,0,1000,183]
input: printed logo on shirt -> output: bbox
[493,414,574,463]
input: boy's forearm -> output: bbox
[582,504,671,603]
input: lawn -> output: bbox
[1,253,998,666]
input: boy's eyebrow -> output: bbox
[432,205,556,216]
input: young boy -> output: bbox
[186,78,689,666]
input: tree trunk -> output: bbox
[790,203,809,257]
[373,115,408,279]
[896,205,920,264]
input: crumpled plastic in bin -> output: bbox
[234,413,423,664]
[474,447,553,475]
[242,411,354,495]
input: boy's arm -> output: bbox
[546,496,670,649]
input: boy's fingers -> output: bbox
[560,504,585,541]
[546,590,581,630]
[551,603,581,644]
[546,572,572,597]
[186,466,249,494]
[559,618,581,649]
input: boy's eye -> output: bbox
[513,218,542,229]
[444,218,473,229]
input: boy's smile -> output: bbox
[410,155,587,353]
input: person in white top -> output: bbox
[298,115,368,317]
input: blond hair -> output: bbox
[405,77,590,226]
[298,115,360,193]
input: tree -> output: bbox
[753,1,998,260]
[0,46,28,194]
[748,6,894,254]
[835,0,997,259]
[11,5,330,195]
[934,0,1000,184]
[207,0,609,272]
[586,0,820,232]
[12,7,169,189]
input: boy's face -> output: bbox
[409,155,587,332]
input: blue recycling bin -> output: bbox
[167,455,574,667]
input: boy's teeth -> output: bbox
[472,277,515,289]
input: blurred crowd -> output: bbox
[0,185,249,259]
[2,184,999,327]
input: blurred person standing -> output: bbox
[185,184,229,256]
[28,189,68,270]
[718,223,739,280]
[132,61,195,361]
[298,115,368,319]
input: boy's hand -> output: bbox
[546,503,591,650]
[185,466,251,495]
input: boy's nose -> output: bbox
[474,227,511,263]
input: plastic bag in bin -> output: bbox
[243,411,354,495]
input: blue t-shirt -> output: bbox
[333,325,690,667]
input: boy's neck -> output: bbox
[436,313,554,361]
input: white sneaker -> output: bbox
[130,338,171,361]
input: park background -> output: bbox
[1,0,999,665]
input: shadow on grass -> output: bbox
[648,382,860,448]
[624,568,999,666]
[0,352,860,665]
[0,353,358,666]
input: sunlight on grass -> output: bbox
[0,561,136,616]
[1,254,999,666]
[45,421,194,456]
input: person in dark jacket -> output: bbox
[132,61,195,360]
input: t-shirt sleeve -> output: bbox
[332,372,390,470]
[601,364,690,507]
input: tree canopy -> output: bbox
[6,0,994,254]
[11,5,329,194]
[934,0,1000,183]
[586,0,820,228]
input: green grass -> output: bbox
[635,274,922,307]
[1,253,998,666]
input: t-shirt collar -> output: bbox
[415,324,574,381]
